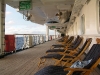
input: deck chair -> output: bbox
[35,44,100,75]
[96,38,100,44]
[44,37,83,57]
[57,35,69,43]
[38,38,91,67]
[52,36,74,46]
[96,38,100,69]
[53,35,69,47]
[50,36,74,49]
[54,38,92,66]
[38,37,83,67]
[46,35,80,53]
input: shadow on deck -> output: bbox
[0,40,100,75]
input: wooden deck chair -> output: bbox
[56,35,69,43]
[42,38,91,66]
[55,36,74,45]
[38,37,83,67]
[96,38,100,44]
[96,38,100,69]
[47,37,83,55]
[54,38,92,66]
[46,35,80,53]
[55,35,69,45]
[35,44,100,75]
[51,36,74,50]
[50,36,74,49]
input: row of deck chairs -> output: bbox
[34,35,100,75]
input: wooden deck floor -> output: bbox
[0,40,100,75]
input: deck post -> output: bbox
[55,29,57,39]
[46,26,49,41]
[0,0,5,57]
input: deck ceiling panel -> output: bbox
[32,7,46,19]
[29,10,46,25]
[6,0,78,33]
[57,4,72,11]
[6,0,75,24]
[67,0,88,31]
[5,1,19,8]
[41,0,75,5]
[41,5,58,19]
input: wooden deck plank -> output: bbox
[0,40,99,75]
[90,68,100,75]
[0,41,55,75]
[94,67,100,75]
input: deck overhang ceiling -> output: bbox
[5,0,88,33]
[67,0,88,31]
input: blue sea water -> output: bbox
[15,35,46,50]
[15,37,24,50]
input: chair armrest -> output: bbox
[64,68,91,71]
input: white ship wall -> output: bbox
[67,0,100,52]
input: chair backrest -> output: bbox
[74,38,92,57]
[72,44,100,75]
[70,35,80,47]
[83,44,100,69]
[58,35,69,42]
[65,36,74,44]
[68,38,92,65]
[70,37,83,49]
[62,35,69,42]
[96,38,100,44]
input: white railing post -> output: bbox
[0,0,5,57]
[46,26,49,41]
[55,29,57,39]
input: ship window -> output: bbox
[75,22,77,35]
[81,15,85,34]
[99,1,100,27]
[98,1,100,33]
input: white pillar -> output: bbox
[46,26,49,41]
[0,0,5,57]
[55,29,57,39]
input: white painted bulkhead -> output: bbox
[68,0,99,35]
[67,0,100,52]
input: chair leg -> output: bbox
[38,58,46,68]
[66,71,73,75]
[50,46,54,49]
[54,55,65,65]
[83,71,91,75]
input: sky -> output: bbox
[5,4,55,35]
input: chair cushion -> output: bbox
[70,59,92,68]
[34,65,67,75]
[40,54,63,59]
[46,49,64,53]
[52,44,64,46]
[40,54,73,60]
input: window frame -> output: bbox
[81,14,85,34]
[97,0,100,33]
